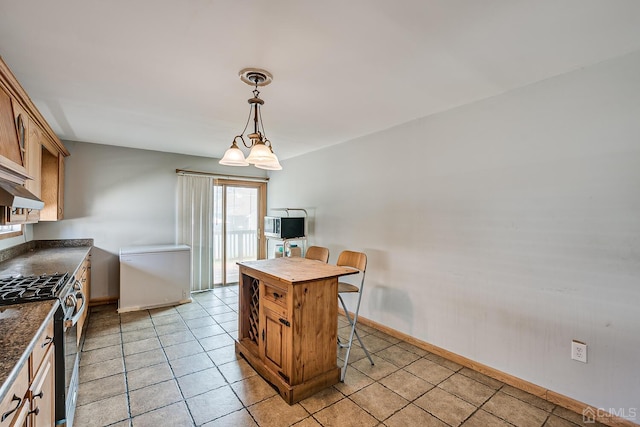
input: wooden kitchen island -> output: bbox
[235,257,357,404]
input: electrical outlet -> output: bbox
[571,340,587,363]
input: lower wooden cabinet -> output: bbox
[29,318,55,427]
[29,346,54,427]
[76,253,91,345]
[0,317,56,427]
[9,400,30,427]
[0,363,29,427]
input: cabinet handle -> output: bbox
[33,391,44,400]
[41,335,53,348]
[1,394,21,421]
[28,407,40,417]
[262,329,265,341]
[278,318,290,327]
[273,292,281,299]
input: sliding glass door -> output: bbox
[213,179,266,286]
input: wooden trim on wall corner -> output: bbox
[340,309,638,427]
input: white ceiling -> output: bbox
[1,0,640,161]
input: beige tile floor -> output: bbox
[74,286,602,427]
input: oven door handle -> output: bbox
[65,288,86,328]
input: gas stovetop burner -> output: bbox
[0,273,69,305]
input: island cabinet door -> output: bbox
[261,305,291,381]
[259,280,292,383]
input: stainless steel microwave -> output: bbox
[264,216,305,239]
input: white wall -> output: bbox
[268,51,640,416]
[33,142,266,299]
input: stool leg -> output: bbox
[338,294,374,381]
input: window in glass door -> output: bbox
[213,180,266,286]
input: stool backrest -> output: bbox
[336,250,367,273]
[305,246,330,263]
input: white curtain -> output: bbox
[177,174,214,292]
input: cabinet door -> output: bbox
[7,400,29,427]
[0,363,28,427]
[10,102,27,169]
[0,87,23,167]
[30,320,54,376]
[40,146,63,221]
[261,305,291,382]
[77,257,90,345]
[25,118,42,199]
[29,345,55,427]
[56,155,64,219]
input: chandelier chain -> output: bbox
[258,105,270,147]
[236,104,254,148]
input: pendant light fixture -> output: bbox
[219,68,282,170]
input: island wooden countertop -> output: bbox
[238,257,358,284]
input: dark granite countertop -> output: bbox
[0,241,92,402]
[0,300,59,401]
[0,246,91,279]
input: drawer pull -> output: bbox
[272,292,282,299]
[278,318,290,327]
[1,394,21,421]
[41,335,53,348]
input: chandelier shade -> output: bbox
[219,137,250,166]
[255,152,282,170]
[219,68,282,170]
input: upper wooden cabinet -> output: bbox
[0,86,24,172]
[0,56,68,222]
[40,141,64,221]
[25,118,42,198]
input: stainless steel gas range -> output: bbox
[0,272,87,426]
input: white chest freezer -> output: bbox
[119,244,192,313]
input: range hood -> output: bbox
[0,179,44,210]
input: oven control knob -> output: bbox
[73,280,82,291]
[65,294,77,308]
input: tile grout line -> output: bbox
[458,383,508,427]
[118,312,134,425]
